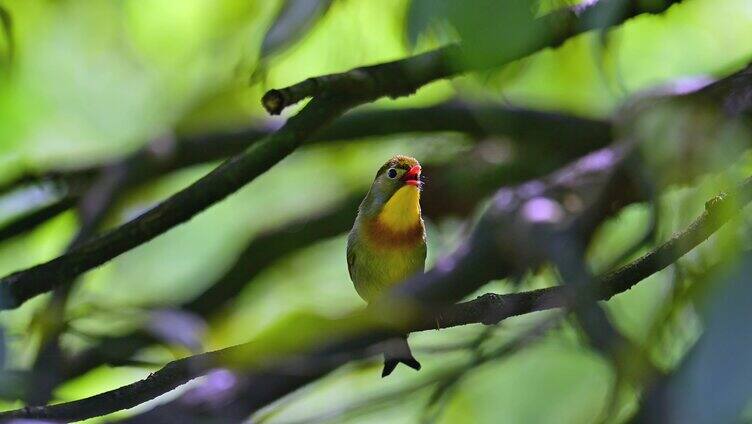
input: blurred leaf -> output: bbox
[261,0,334,58]
[639,253,752,423]
[439,339,613,424]
[221,310,380,369]
[264,0,456,108]
[405,0,452,47]
[0,4,12,66]
[629,89,752,188]
[574,0,634,31]
[408,0,562,69]
[0,327,5,368]
[586,203,653,273]
[145,309,207,354]
[466,0,752,117]
[0,183,61,226]
[0,0,274,173]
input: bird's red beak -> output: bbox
[401,165,422,187]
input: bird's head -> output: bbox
[372,154,422,195]
[359,155,423,220]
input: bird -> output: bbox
[347,155,426,377]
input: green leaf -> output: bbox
[261,0,334,58]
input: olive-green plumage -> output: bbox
[347,155,426,376]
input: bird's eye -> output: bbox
[387,168,398,179]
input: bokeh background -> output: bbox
[0,0,751,422]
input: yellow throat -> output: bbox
[377,185,421,232]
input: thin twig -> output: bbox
[0,197,76,242]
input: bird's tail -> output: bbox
[382,335,421,377]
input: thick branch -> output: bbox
[262,45,459,114]
[3,174,747,422]
[1,348,225,422]
[262,0,684,114]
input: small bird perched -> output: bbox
[347,155,426,377]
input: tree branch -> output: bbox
[0,197,75,241]
[262,0,685,115]
[260,44,460,114]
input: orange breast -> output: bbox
[363,217,424,248]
